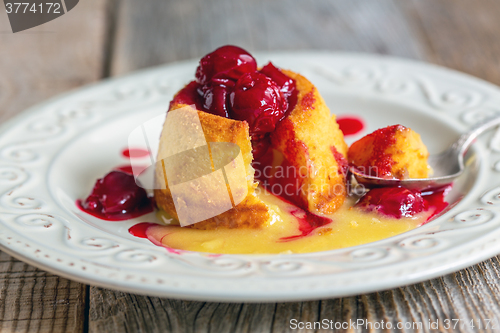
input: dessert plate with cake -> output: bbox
[0,46,499,301]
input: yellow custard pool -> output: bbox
[140,189,433,254]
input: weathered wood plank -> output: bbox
[0,0,108,122]
[0,252,86,333]
[401,0,500,86]
[0,0,108,331]
[110,0,424,75]
[89,258,500,333]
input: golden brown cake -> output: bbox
[154,106,271,229]
[269,70,348,215]
[348,124,430,179]
[154,46,348,229]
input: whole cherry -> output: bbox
[195,45,257,85]
[229,72,287,136]
[198,83,232,118]
[260,62,296,99]
[355,187,425,219]
[83,171,150,215]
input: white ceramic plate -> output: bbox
[1,52,500,302]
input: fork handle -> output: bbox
[452,114,500,155]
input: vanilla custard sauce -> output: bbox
[146,188,428,254]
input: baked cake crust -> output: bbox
[155,70,348,229]
[270,70,348,215]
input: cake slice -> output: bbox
[155,105,270,229]
[154,45,348,229]
[266,69,348,215]
[348,125,430,179]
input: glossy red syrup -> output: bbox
[114,165,134,175]
[268,153,308,210]
[355,185,450,220]
[230,71,287,136]
[122,148,150,158]
[259,62,297,114]
[77,171,154,221]
[170,80,205,111]
[420,186,452,222]
[337,116,365,136]
[272,195,331,241]
[280,209,332,241]
[128,223,184,254]
[128,222,157,238]
[254,131,309,211]
[198,82,232,118]
[355,187,425,218]
[250,134,271,160]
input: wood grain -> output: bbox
[89,258,500,333]
[0,252,86,333]
[0,0,108,122]
[402,0,500,86]
[109,0,424,75]
[0,0,108,332]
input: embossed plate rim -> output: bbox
[0,52,499,302]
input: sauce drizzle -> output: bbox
[337,116,365,136]
[122,148,150,158]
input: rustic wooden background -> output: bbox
[2,0,500,332]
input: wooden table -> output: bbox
[2,0,500,332]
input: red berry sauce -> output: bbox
[337,116,365,136]
[420,186,452,222]
[77,171,154,221]
[253,123,310,211]
[170,80,205,111]
[355,187,425,218]
[128,222,157,238]
[121,148,150,158]
[280,206,332,241]
[259,62,297,114]
[128,223,185,254]
[355,185,450,221]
